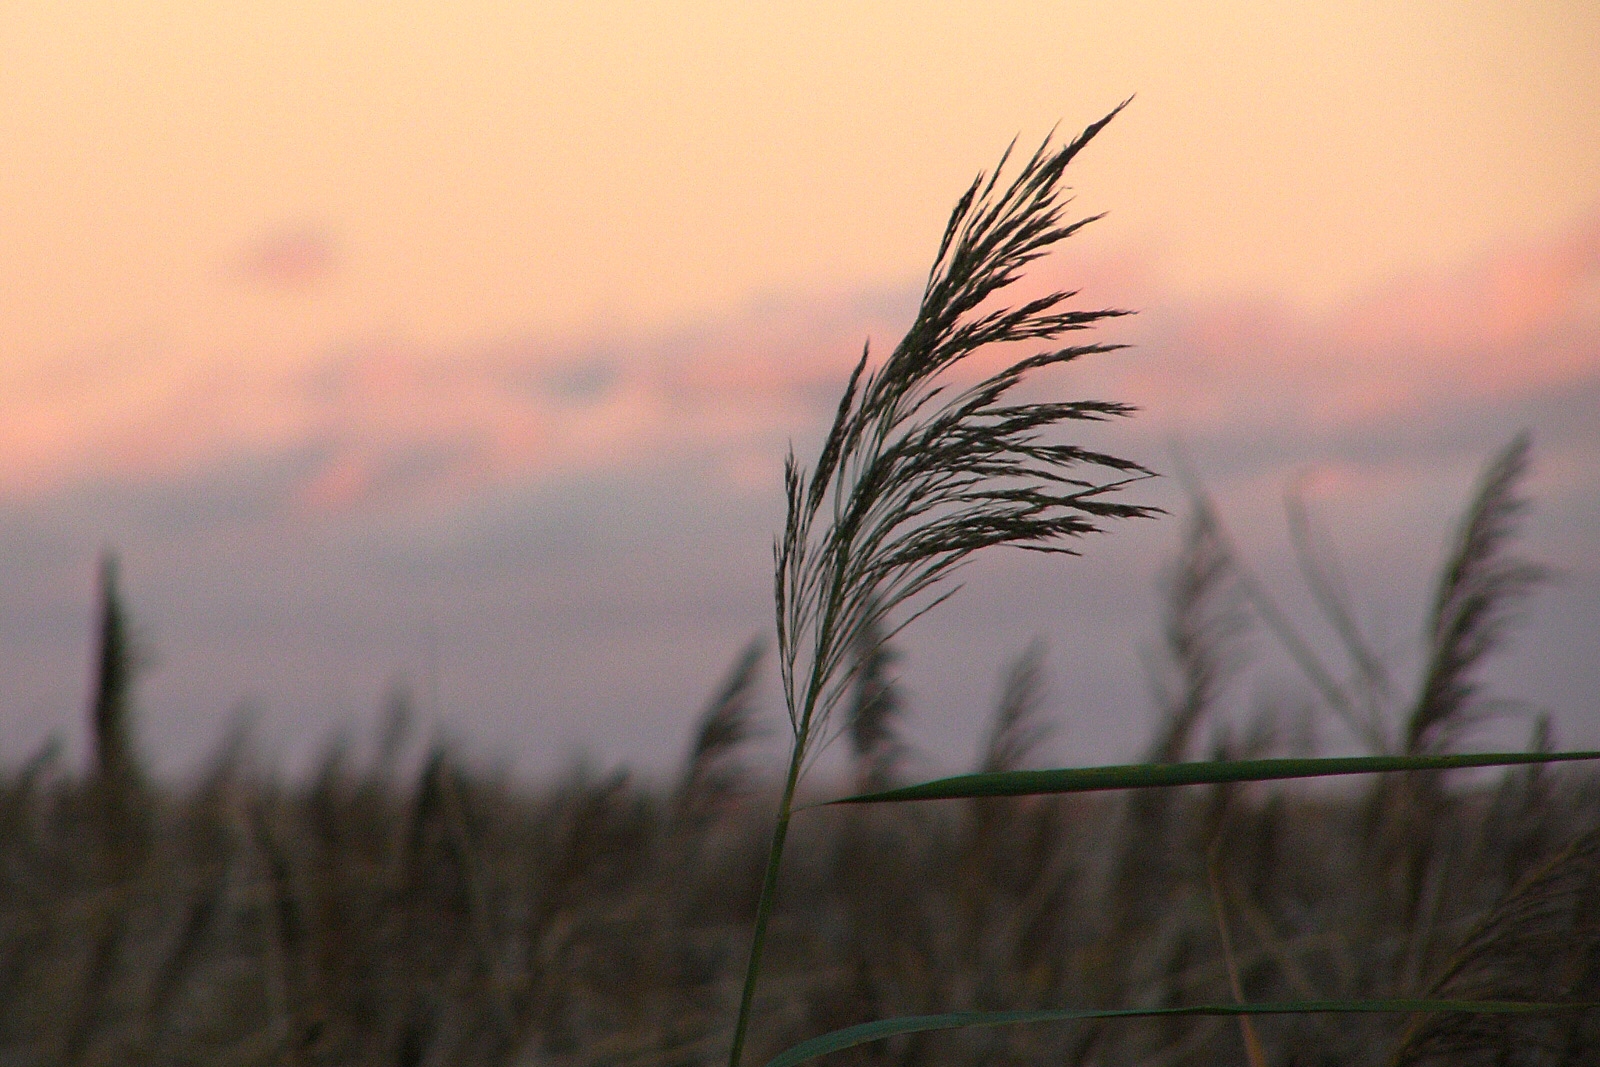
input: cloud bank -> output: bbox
[2,213,1596,779]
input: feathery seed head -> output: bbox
[775,103,1157,769]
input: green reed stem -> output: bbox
[728,730,806,1067]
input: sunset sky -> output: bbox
[3,1,1597,778]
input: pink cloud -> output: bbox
[6,212,1597,515]
[1343,216,1600,353]
[236,226,339,291]
[1101,211,1600,441]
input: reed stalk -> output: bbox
[728,102,1153,1067]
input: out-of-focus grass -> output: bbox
[2,497,1595,1067]
[2,702,1595,1067]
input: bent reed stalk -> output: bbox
[727,103,1155,1067]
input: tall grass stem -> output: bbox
[727,737,806,1067]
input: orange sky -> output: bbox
[6,2,1597,350]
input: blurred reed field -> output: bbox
[6,111,1598,1067]
[2,437,1597,1067]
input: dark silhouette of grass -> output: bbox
[740,102,1157,1067]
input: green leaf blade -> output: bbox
[826,751,1600,805]
[761,1000,1584,1067]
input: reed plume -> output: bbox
[1406,432,1546,756]
[731,102,1155,1067]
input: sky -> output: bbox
[2,1,1598,781]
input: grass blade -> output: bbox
[825,751,1600,805]
[762,1000,1581,1067]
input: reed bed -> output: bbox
[3,495,1595,1067]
